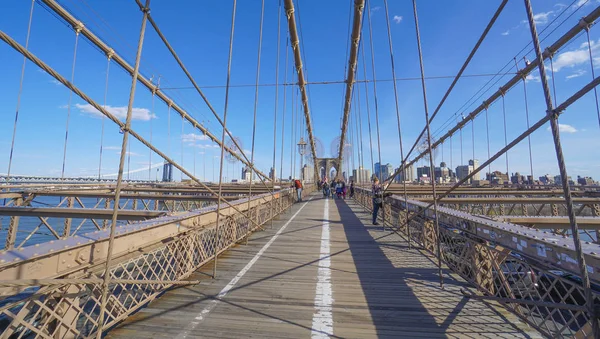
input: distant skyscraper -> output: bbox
[395,163,414,183]
[162,162,173,182]
[302,164,314,182]
[417,166,431,178]
[242,166,251,182]
[269,167,276,181]
[468,159,479,180]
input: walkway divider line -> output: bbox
[176,196,314,339]
[311,198,333,338]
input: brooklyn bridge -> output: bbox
[1,0,600,338]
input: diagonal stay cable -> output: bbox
[0,28,276,248]
[384,5,600,193]
[134,0,276,199]
[383,0,507,192]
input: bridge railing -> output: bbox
[354,187,599,338]
[0,185,313,338]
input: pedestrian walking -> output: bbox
[350,180,355,198]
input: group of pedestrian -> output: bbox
[294,175,384,226]
[319,178,354,199]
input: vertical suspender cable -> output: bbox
[383,0,410,242]
[485,107,491,178]
[502,94,509,177]
[523,0,597,335]
[272,0,282,183]
[585,27,600,129]
[98,52,113,179]
[515,58,535,184]
[366,0,383,178]
[248,0,265,220]
[214,0,237,278]
[7,0,35,183]
[61,24,83,179]
[181,115,184,181]
[356,78,366,180]
[280,37,289,182]
[149,80,155,180]
[360,43,375,177]
[96,1,150,336]
[471,118,475,167]
[290,86,295,179]
[412,0,444,288]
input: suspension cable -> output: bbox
[360,40,375,177]
[272,0,282,182]
[585,27,600,130]
[356,76,365,180]
[279,36,289,182]
[485,107,491,178]
[472,118,475,173]
[6,0,35,183]
[61,24,83,179]
[398,0,508,169]
[248,0,265,215]
[383,0,410,244]
[98,52,113,179]
[412,0,444,288]
[366,0,383,178]
[181,114,184,181]
[97,1,150,336]
[149,77,156,180]
[214,0,237,278]
[523,0,598,335]
[502,93,509,176]
[515,58,535,183]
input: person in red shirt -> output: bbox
[293,178,303,202]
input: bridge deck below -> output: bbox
[108,193,540,338]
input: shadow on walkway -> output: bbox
[334,198,534,338]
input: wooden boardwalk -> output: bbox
[108,193,541,338]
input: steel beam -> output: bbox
[0,206,164,220]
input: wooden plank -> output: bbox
[108,194,542,338]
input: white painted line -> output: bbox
[311,198,333,338]
[176,196,314,339]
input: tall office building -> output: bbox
[352,166,371,184]
[468,159,479,180]
[162,162,173,182]
[395,163,414,183]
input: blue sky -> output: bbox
[1,0,599,182]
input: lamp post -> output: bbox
[297,137,307,181]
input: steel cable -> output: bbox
[61,26,82,179]
[412,0,444,288]
[214,0,237,278]
[6,0,35,183]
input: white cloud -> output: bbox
[501,31,510,36]
[181,133,209,143]
[122,151,142,156]
[532,11,554,25]
[50,79,62,86]
[566,69,587,79]
[551,39,600,72]
[393,15,402,24]
[74,103,156,121]
[197,143,219,149]
[547,123,578,133]
[525,74,541,83]
[104,146,122,150]
[371,6,381,12]
[574,0,590,9]
[555,3,568,10]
